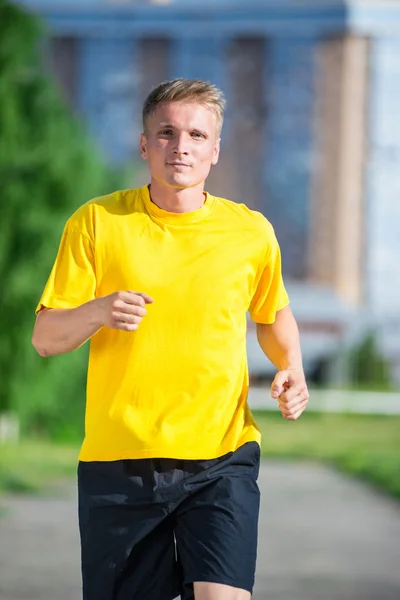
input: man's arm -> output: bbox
[32,301,103,358]
[256,305,303,371]
[32,291,153,358]
[256,305,309,420]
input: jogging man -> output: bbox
[32,78,309,600]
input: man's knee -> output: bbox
[193,581,251,600]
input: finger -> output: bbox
[117,291,152,308]
[113,313,143,326]
[283,389,309,410]
[115,321,139,332]
[283,382,308,401]
[122,292,146,308]
[115,291,137,305]
[271,371,289,399]
[135,292,155,304]
[285,402,308,421]
[115,294,146,310]
[277,391,290,407]
[126,291,154,305]
[113,302,147,318]
[276,386,304,405]
[281,399,308,420]
[279,396,308,412]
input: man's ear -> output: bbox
[211,137,221,166]
[140,133,148,160]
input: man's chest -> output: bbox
[95,223,262,314]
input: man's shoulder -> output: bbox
[65,188,142,233]
[213,195,274,235]
[74,188,140,219]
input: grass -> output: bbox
[254,410,400,499]
[0,412,399,500]
[0,440,79,495]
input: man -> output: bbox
[32,78,309,600]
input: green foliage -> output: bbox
[0,1,129,435]
[255,410,400,499]
[347,332,393,391]
[0,439,79,495]
[12,345,88,441]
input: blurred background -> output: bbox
[0,0,400,598]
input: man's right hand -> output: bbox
[96,291,154,332]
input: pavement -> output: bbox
[0,461,400,600]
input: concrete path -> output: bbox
[0,461,400,600]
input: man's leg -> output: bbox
[193,582,251,600]
[175,442,261,600]
[78,460,180,600]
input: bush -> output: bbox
[0,0,128,438]
[347,331,393,391]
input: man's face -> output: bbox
[140,101,220,190]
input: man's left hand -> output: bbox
[271,369,309,421]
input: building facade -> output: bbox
[16,0,400,380]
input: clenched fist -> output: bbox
[270,368,309,421]
[96,290,154,332]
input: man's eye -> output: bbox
[191,132,204,138]
[159,130,173,136]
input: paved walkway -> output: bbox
[1,461,400,600]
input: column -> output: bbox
[310,35,369,306]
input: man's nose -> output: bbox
[173,134,189,155]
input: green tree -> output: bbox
[0,1,126,438]
[348,331,393,391]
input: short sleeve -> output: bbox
[248,226,289,324]
[36,220,96,314]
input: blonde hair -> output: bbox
[142,78,226,135]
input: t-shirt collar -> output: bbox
[141,185,215,225]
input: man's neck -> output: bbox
[148,180,206,214]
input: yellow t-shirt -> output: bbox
[37,186,289,461]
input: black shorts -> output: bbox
[78,441,261,600]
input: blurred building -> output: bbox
[16,0,400,383]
